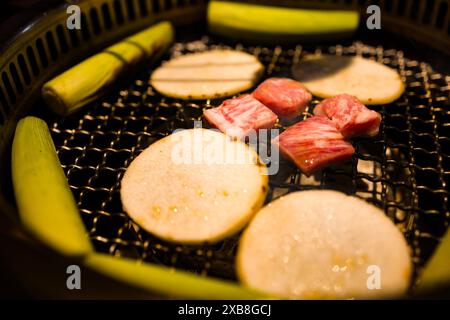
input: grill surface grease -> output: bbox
[50,38,450,283]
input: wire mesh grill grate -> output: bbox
[49,37,450,283]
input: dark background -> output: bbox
[0,1,65,46]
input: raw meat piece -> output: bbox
[204,94,278,139]
[272,116,355,175]
[314,94,381,138]
[253,78,312,118]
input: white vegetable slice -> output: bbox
[120,129,268,244]
[292,55,405,105]
[237,190,412,299]
[150,50,264,99]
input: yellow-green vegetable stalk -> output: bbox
[415,228,450,295]
[12,116,92,256]
[85,253,271,299]
[42,21,174,116]
[208,1,359,43]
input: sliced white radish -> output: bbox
[150,50,264,99]
[292,55,405,105]
[237,190,412,299]
[120,129,268,244]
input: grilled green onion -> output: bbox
[415,228,450,294]
[12,116,92,256]
[208,1,359,43]
[42,21,174,116]
[85,253,270,299]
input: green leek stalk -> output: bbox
[42,21,174,116]
[12,116,92,256]
[415,228,450,294]
[85,253,271,299]
[208,1,360,43]
[11,117,270,298]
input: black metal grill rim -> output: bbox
[49,37,450,285]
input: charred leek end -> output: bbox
[42,21,174,116]
[85,253,271,299]
[208,1,359,44]
[12,116,92,256]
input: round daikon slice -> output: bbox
[150,50,264,99]
[292,55,404,105]
[121,129,268,244]
[237,190,412,299]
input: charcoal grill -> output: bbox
[0,0,449,298]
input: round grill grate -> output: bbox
[49,37,450,283]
